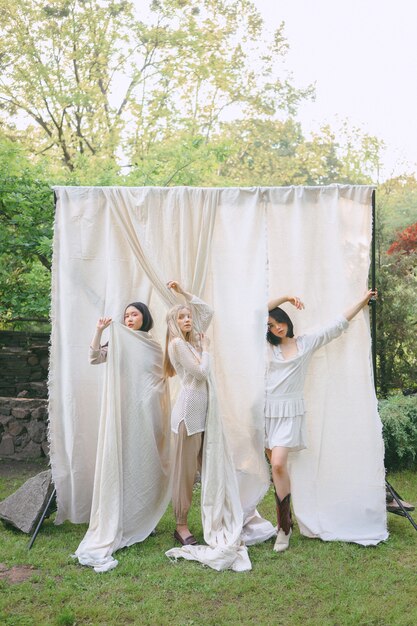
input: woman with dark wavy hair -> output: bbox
[265,290,376,553]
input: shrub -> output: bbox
[379,394,417,471]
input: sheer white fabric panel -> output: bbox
[208,190,273,540]
[105,186,218,306]
[267,186,387,545]
[74,323,172,572]
[50,188,153,523]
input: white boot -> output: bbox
[273,527,292,552]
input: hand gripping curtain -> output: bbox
[75,324,171,572]
[106,187,251,571]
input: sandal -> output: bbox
[174,530,197,546]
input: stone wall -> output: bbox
[0,331,49,460]
[0,330,49,398]
[0,398,49,460]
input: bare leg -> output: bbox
[269,446,291,500]
[266,446,293,552]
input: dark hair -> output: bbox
[124,302,154,333]
[267,307,294,345]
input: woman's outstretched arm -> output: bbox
[268,295,305,312]
[343,289,377,322]
[167,280,213,332]
[90,317,112,351]
[166,280,193,301]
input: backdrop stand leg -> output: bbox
[28,488,57,550]
[385,481,417,530]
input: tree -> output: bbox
[0,138,53,328]
[375,181,417,396]
[0,0,312,182]
[387,223,417,256]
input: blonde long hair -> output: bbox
[163,304,200,378]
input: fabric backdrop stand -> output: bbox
[46,184,388,553]
[370,190,417,531]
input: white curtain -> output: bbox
[267,186,387,544]
[74,323,172,572]
[50,184,387,561]
[106,186,251,570]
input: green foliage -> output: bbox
[375,179,417,395]
[379,395,417,471]
[0,0,312,181]
[0,138,53,328]
[125,119,385,188]
[378,175,417,235]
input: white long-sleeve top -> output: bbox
[265,316,349,418]
[169,295,213,435]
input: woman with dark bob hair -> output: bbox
[75,300,171,571]
[265,290,376,553]
[89,301,154,363]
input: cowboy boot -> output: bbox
[273,492,293,552]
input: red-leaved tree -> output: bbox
[387,222,417,255]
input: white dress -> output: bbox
[169,296,213,435]
[265,316,349,450]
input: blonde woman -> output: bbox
[164,281,213,546]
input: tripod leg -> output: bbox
[386,481,417,531]
[28,488,57,550]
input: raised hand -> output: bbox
[96,317,112,331]
[288,296,305,310]
[167,280,185,295]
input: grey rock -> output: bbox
[31,406,48,420]
[7,421,24,437]
[14,432,30,449]
[0,470,54,533]
[0,434,14,456]
[27,421,46,444]
[11,408,31,420]
[0,414,13,426]
[14,440,41,459]
[41,440,50,457]
[10,399,45,410]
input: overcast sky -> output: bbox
[253,0,417,180]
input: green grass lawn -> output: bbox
[0,461,416,626]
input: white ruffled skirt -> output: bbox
[264,414,306,451]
